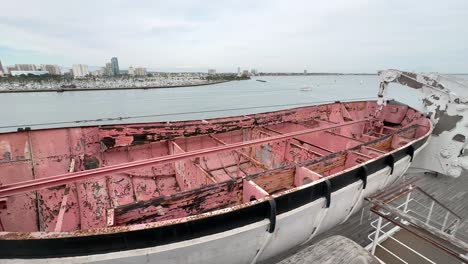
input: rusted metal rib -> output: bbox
[261,126,334,153]
[0,118,372,198]
[209,134,269,170]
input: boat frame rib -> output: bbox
[0,118,374,198]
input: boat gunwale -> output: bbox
[0,115,433,241]
[1,99,376,135]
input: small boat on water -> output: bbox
[256,79,267,83]
[0,69,465,263]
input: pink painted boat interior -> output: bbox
[0,101,431,235]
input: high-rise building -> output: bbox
[128,66,135,76]
[44,65,61,75]
[304,70,307,75]
[134,67,147,76]
[111,57,119,76]
[0,60,4,74]
[72,64,89,77]
[15,64,36,71]
[251,69,258,75]
[105,63,113,76]
[237,67,241,75]
[208,69,216,75]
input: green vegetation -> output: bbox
[0,74,73,83]
[205,73,250,81]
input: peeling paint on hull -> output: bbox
[0,100,432,262]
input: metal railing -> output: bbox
[365,185,463,263]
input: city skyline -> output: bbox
[0,57,266,75]
[1,0,467,73]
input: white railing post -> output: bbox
[426,200,435,224]
[451,220,459,237]
[371,216,382,255]
[403,192,411,213]
[441,211,449,232]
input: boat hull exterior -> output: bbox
[1,137,429,264]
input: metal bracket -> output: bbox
[360,165,369,189]
[267,199,276,233]
[323,179,332,208]
[386,154,395,174]
[406,145,415,162]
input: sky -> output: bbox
[1,0,467,73]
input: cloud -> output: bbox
[0,0,467,72]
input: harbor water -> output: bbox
[1,75,464,133]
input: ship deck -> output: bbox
[271,170,468,263]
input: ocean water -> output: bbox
[0,75,462,133]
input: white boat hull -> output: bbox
[3,140,428,264]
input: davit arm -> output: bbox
[377,69,468,177]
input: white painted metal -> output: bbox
[365,199,446,264]
[426,201,435,224]
[442,211,449,231]
[378,69,468,177]
[371,217,382,255]
[403,192,411,213]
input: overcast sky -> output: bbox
[1,0,467,73]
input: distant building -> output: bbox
[134,67,147,76]
[251,69,258,76]
[105,63,113,76]
[111,57,119,76]
[128,66,135,76]
[10,70,49,76]
[63,70,73,77]
[237,67,241,76]
[72,64,89,77]
[304,70,307,75]
[208,69,216,75]
[100,67,107,76]
[15,64,36,71]
[6,66,17,73]
[0,60,4,75]
[43,64,61,75]
[91,69,103,76]
[242,70,249,76]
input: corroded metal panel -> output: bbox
[0,161,37,231]
[0,101,432,237]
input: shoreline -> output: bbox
[0,80,231,93]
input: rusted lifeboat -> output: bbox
[0,100,432,263]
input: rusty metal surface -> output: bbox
[0,101,432,238]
